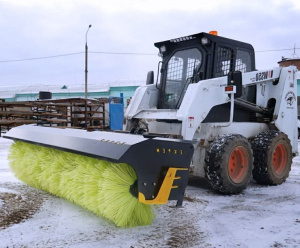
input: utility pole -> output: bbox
[85,24,92,98]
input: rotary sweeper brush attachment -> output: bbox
[4,125,194,227]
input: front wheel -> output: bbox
[251,131,292,185]
[205,134,253,194]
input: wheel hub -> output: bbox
[272,143,288,176]
[228,146,249,184]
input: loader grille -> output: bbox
[214,47,252,78]
[165,48,201,108]
[167,57,184,80]
[235,49,252,73]
[235,59,247,72]
[187,58,200,78]
[214,47,233,77]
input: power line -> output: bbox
[90,51,156,56]
[256,48,300,52]
[0,47,299,63]
[0,51,157,63]
[0,52,84,63]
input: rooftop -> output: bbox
[0,79,145,99]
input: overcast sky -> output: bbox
[0,0,299,87]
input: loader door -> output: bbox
[160,48,202,109]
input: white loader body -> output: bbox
[125,66,298,177]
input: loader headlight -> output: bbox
[159,45,166,54]
[201,37,210,45]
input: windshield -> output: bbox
[164,48,202,108]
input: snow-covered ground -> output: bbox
[0,137,299,248]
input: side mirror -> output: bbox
[146,71,154,85]
[228,71,242,98]
[194,71,203,83]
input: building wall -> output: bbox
[296,70,300,116]
[110,86,138,106]
[278,59,300,69]
[5,86,139,106]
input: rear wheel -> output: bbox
[251,131,292,185]
[205,134,253,194]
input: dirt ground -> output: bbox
[1,175,300,248]
[0,181,207,247]
[0,183,45,231]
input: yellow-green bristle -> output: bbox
[99,163,155,227]
[8,141,155,227]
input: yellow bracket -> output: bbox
[138,167,188,205]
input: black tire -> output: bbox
[205,134,253,194]
[251,131,292,185]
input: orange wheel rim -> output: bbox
[228,146,249,184]
[272,143,287,176]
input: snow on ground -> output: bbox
[0,137,300,248]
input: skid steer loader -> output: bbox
[4,31,298,209]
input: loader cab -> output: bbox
[154,32,255,109]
